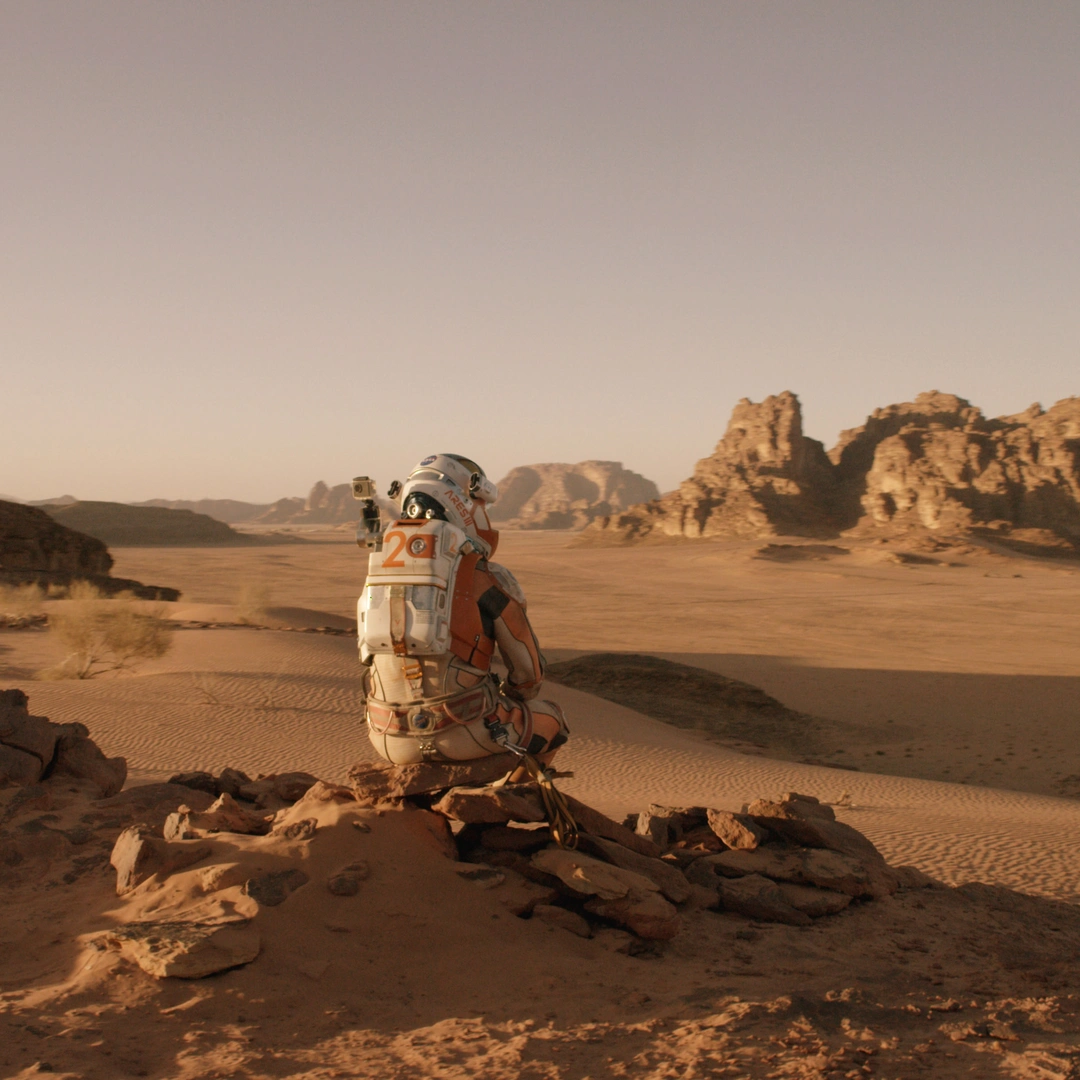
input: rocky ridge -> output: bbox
[587,391,1080,555]
[490,461,660,529]
[0,500,178,600]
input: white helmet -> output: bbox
[399,454,500,556]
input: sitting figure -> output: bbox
[358,453,569,766]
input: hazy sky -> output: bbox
[2,2,1077,502]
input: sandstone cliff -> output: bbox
[490,462,660,530]
[586,392,1080,553]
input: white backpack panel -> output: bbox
[358,519,468,660]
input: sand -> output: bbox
[2,531,1080,1078]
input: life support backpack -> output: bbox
[358,518,473,663]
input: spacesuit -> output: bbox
[358,453,569,766]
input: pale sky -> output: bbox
[2,2,1077,503]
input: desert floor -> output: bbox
[2,531,1080,1078]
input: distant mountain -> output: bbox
[43,501,268,547]
[28,495,78,507]
[489,461,661,530]
[132,498,271,524]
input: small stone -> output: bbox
[242,868,310,907]
[271,817,318,841]
[532,904,592,938]
[327,862,370,896]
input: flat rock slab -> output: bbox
[715,873,812,927]
[776,882,852,917]
[433,785,546,824]
[563,795,663,859]
[584,891,682,940]
[533,904,592,938]
[348,754,521,803]
[577,833,691,904]
[103,919,260,978]
[532,848,658,901]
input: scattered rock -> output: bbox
[238,772,321,807]
[532,904,592,937]
[455,866,506,890]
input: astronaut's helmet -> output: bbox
[399,454,500,557]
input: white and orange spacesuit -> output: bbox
[357,453,569,766]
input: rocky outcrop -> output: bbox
[0,689,127,796]
[585,391,1080,552]
[587,394,837,541]
[843,393,1080,542]
[0,500,178,599]
[0,500,111,576]
[489,462,660,530]
[251,482,397,526]
[45,501,257,547]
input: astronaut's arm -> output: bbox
[493,597,545,701]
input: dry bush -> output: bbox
[40,589,174,679]
[236,582,272,625]
[0,583,45,621]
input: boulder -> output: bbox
[532,904,592,937]
[576,833,692,904]
[706,809,769,851]
[109,827,212,894]
[432,785,546,824]
[50,728,127,797]
[102,919,260,978]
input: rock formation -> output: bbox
[490,461,660,529]
[586,391,1080,554]
[0,500,178,599]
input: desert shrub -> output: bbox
[0,582,45,620]
[236,582,272,625]
[40,593,174,679]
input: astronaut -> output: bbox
[357,453,569,766]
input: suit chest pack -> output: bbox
[358,519,477,662]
